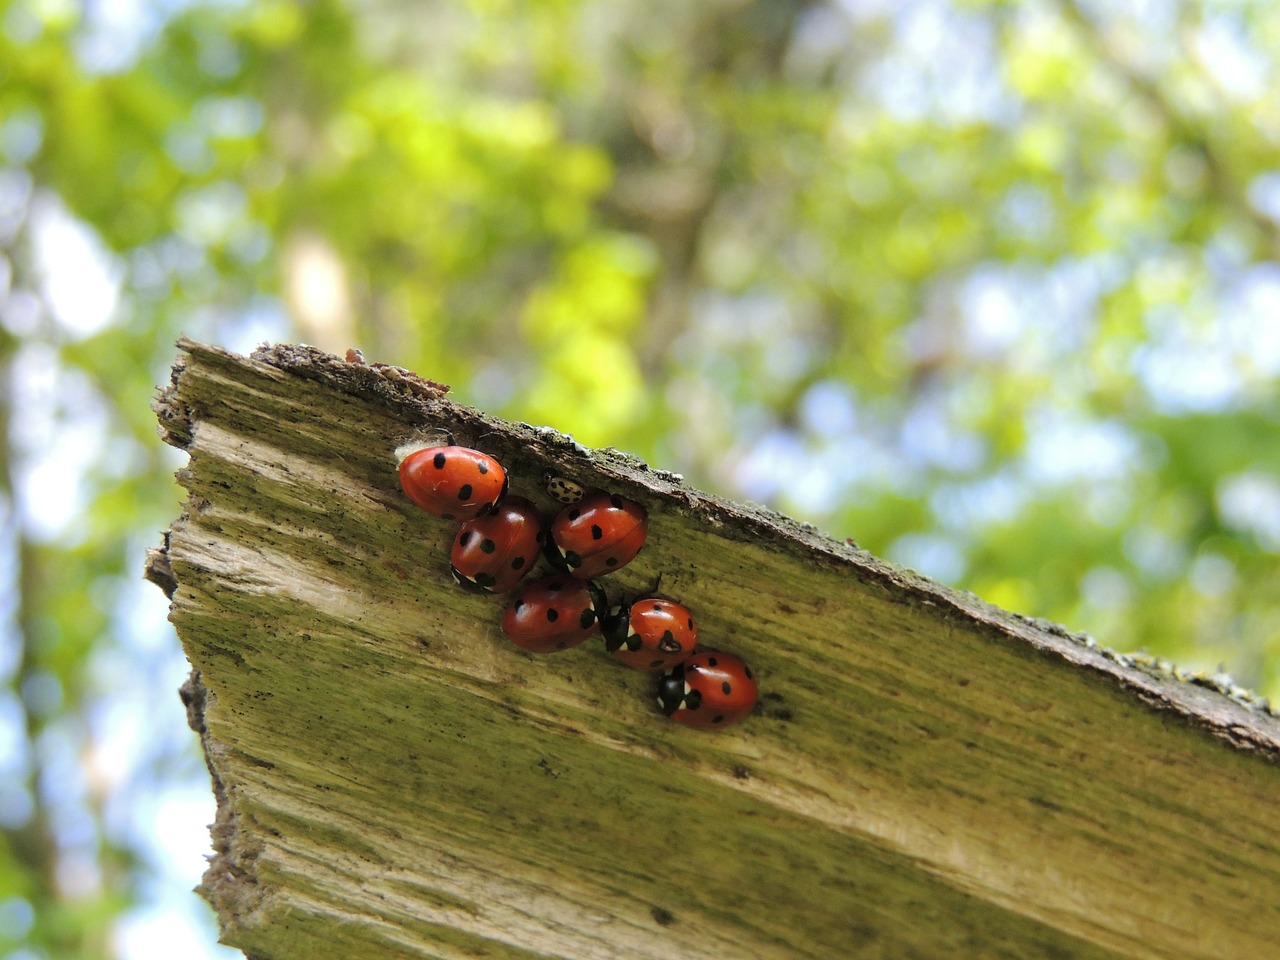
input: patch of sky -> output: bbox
[1133,301,1268,413]
[1080,565,1133,610]
[1122,524,1186,581]
[860,1,1016,126]
[0,114,43,167]
[12,345,113,544]
[900,397,986,473]
[887,531,967,584]
[30,194,123,339]
[799,380,858,439]
[929,472,1029,534]
[1022,409,1144,487]
[1191,12,1268,100]
[1217,471,1280,553]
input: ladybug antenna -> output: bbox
[425,428,455,445]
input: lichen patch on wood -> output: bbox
[149,340,1280,960]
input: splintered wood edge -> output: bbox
[147,340,1280,960]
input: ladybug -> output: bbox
[502,575,607,653]
[603,598,697,671]
[450,496,546,593]
[398,445,507,521]
[549,491,648,579]
[657,651,758,730]
[543,472,585,504]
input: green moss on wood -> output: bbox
[154,340,1280,960]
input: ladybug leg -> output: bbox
[624,626,643,653]
[639,571,664,596]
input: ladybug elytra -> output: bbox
[549,491,648,579]
[451,495,545,593]
[399,445,507,521]
[603,598,697,671]
[502,575,608,653]
[657,650,757,730]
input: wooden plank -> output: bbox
[149,340,1280,960]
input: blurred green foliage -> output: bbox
[2,0,1278,956]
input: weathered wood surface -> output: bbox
[148,339,1280,960]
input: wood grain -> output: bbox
[149,340,1280,960]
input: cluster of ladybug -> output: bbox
[397,442,758,730]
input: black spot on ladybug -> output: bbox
[567,508,581,521]
[511,556,526,570]
[546,608,559,622]
[513,599,525,611]
[458,484,473,500]
[744,666,754,679]
[605,557,618,567]
[556,640,567,649]
[458,531,473,546]
[711,714,726,724]
[686,618,693,629]
[433,452,446,468]
[650,906,676,926]
[591,524,604,540]
[705,656,718,667]
[477,461,488,474]
[609,495,623,509]
[479,538,496,554]
[721,681,732,695]
[562,550,583,569]
[578,607,595,629]
[685,689,703,710]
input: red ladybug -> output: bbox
[549,491,648,579]
[603,598,697,671]
[657,651,757,730]
[502,576,607,653]
[398,445,507,521]
[450,496,545,593]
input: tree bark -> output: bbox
[146,339,1280,960]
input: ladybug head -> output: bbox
[656,664,688,716]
